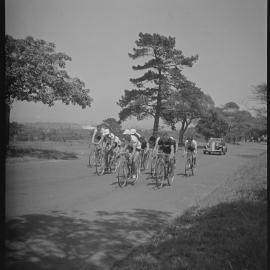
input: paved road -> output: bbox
[5,142,267,270]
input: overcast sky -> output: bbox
[6,0,267,129]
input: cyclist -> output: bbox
[184,136,197,167]
[169,136,178,153]
[90,127,102,146]
[156,131,176,175]
[98,128,114,172]
[122,129,142,179]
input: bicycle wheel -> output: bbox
[167,161,174,186]
[117,161,128,187]
[141,150,149,170]
[113,155,121,173]
[88,148,95,167]
[130,157,140,184]
[185,159,191,176]
[150,155,157,176]
[155,159,165,188]
[96,151,105,175]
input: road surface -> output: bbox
[5,142,266,270]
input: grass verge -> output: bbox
[111,153,267,270]
[7,147,78,160]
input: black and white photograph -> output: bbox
[5,0,267,269]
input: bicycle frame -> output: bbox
[155,152,174,188]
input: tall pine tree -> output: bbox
[118,33,198,136]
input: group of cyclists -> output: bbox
[89,125,198,181]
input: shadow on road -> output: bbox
[5,209,172,270]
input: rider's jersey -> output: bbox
[169,137,177,153]
[113,135,121,146]
[184,140,197,153]
[158,137,175,154]
[130,134,141,150]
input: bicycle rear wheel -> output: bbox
[130,157,140,184]
[185,159,191,176]
[88,149,95,167]
[150,155,157,176]
[167,161,174,186]
[155,160,165,188]
[117,161,129,187]
[96,151,105,175]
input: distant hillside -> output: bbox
[22,122,82,130]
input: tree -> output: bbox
[220,102,258,140]
[161,79,214,145]
[252,83,267,105]
[118,33,198,136]
[196,108,229,141]
[5,35,93,145]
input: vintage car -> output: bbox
[203,137,227,155]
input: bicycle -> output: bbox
[184,151,195,176]
[149,149,158,176]
[140,148,150,171]
[155,152,175,188]
[88,143,98,167]
[117,151,141,187]
[95,146,106,175]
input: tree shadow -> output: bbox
[5,209,173,270]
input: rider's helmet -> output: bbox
[130,129,137,135]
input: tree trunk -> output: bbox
[152,73,162,137]
[153,111,160,137]
[178,120,188,146]
[5,103,10,146]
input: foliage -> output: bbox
[9,122,25,138]
[161,80,214,144]
[196,108,229,140]
[252,83,267,105]
[220,102,265,139]
[5,35,93,108]
[118,32,198,135]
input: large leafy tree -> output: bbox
[118,32,198,136]
[221,102,257,140]
[5,35,93,144]
[196,108,229,140]
[161,79,215,145]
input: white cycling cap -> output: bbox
[109,133,115,139]
[130,129,137,135]
[123,129,131,135]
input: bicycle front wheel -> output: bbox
[117,161,129,187]
[185,160,190,176]
[88,149,95,167]
[155,160,165,188]
[167,162,174,186]
[96,152,105,175]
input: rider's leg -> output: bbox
[132,150,140,177]
[193,152,196,167]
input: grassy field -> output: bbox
[111,152,267,270]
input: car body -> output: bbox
[203,137,227,155]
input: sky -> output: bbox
[6,0,267,129]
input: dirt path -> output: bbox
[5,142,267,270]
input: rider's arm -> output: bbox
[193,141,198,154]
[154,137,160,152]
[91,128,97,144]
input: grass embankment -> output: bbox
[112,152,267,270]
[7,147,78,160]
